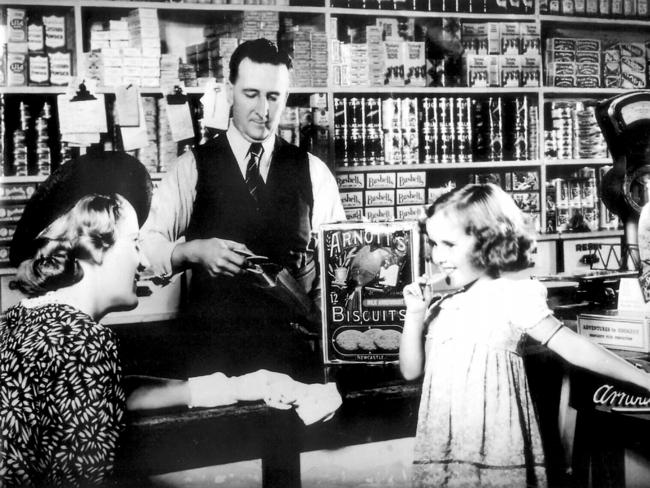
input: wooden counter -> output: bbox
[114,376,421,487]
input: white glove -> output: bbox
[293,382,343,426]
[187,372,238,408]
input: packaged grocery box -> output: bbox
[336,173,365,190]
[365,207,394,222]
[396,205,424,221]
[365,190,395,207]
[397,171,426,188]
[344,207,363,221]
[396,188,426,205]
[340,191,363,209]
[383,41,404,87]
[404,41,425,87]
[366,172,396,190]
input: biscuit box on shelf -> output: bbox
[319,221,420,364]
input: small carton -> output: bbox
[7,8,27,43]
[403,41,425,87]
[397,171,426,188]
[344,207,363,221]
[365,206,395,222]
[396,188,426,205]
[383,41,404,87]
[340,191,363,209]
[396,205,425,221]
[336,173,365,190]
[366,172,396,190]
[365,190,395,208]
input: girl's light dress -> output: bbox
[413,278,562,488]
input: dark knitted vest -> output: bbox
[185,133,313,326]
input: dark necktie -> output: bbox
[245,142,264,203]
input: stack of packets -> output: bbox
[337,170,427,222]
[544,101,608,161]
[279,22,328,88]
[83,8,161,88]
[1,7,73,87]
[546,38,649,89]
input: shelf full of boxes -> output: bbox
[328,6,629,239]
[2,0,650,274]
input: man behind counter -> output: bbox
[141,38,345,379]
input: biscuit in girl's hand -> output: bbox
[374,329,402,351]
[335,330,363,351]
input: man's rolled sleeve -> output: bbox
[308,153,346,231]
[140,151,198,277]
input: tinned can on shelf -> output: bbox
[513,96,529,161]
[382,97,401,131]
[554,178,570,209]
[333,97,349,167]
[422,125,438,164]
[487,97,503,161]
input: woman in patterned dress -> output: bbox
[0,153,307,487]
[400,183,650,487]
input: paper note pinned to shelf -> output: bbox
[200,80,230,131]
[57,94,107,145]
[163,99,194,142]
[120,95,149,151]
[57,80,107,146]
[115,84,140,127]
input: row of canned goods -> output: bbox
[334,95,538,166]
[545,171,607,232]
[548,174,597,210]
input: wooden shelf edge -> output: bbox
[0,0,75,6]
[336,160,542,171]
[79,1,327,12]
[1,173,164,184]
[540,13,650,27]
[545,158,612,166]
[542,87,632,96]
[329,7,536,20]
[333,86,541,94]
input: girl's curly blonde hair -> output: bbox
[427,183,535,277]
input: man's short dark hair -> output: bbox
[228,38,293,84]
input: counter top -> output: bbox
[115,374,422,485]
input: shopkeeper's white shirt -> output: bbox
[140,123,346,277]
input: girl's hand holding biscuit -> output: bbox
[403,274,444,313]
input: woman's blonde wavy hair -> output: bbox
[12,194,126,297]
[427,183,535,277]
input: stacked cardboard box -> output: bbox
[464,22,541,88]
[337,171,427,222]
[84,8,161,87]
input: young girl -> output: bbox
[400,183,650,488]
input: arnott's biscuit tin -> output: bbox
[319,221,420,364]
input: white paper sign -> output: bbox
[618,277,647,316]
[200,80,230,130]
[57,93,108,135]
[164,101,194,142]
[115,84,140,127]
[120,96,149,151]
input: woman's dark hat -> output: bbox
[10,151,153,267]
